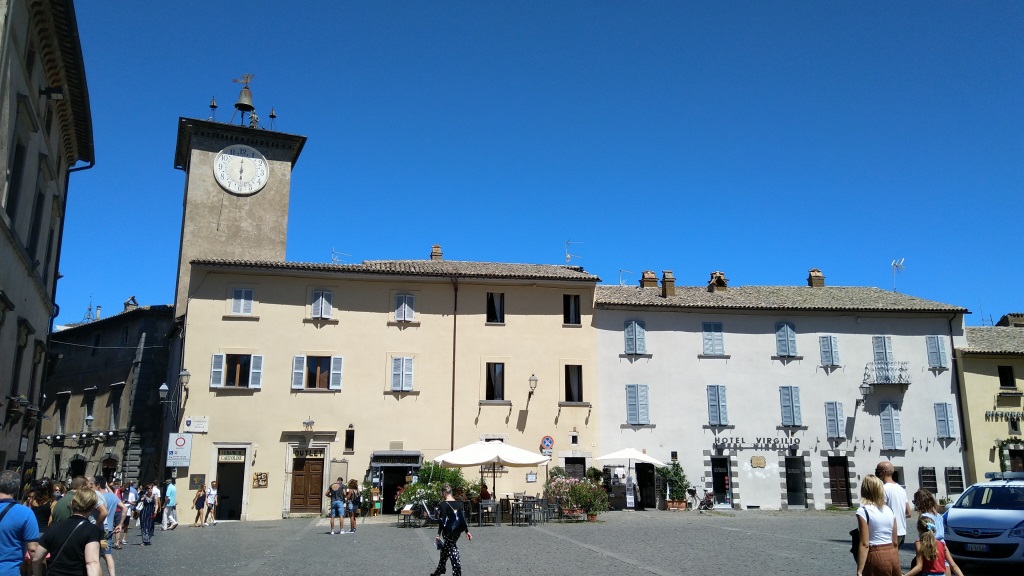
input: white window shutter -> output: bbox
[836,402,844,436]
[791,387,802,426]
[312,290,323,317]
[405,294,415,321]
[702,324,714,355]
[241,289,253,314]
[636,321,647,354]
[210,354,225,388]
[403,357,414,391]
[231,290,243,314]
[825,402,838,438]
[707,385,719,425]
[880,402,895,449]
[638,384,649,425]
[819,336,832,365]
[391,357,403,391]
[780,387,793,426]
[320,291,333,319]
[830,336,840,365]
[292,355,306,389]
[394,295,405,321]
[718,385,728,424]
[892,403,903,448]
[249,355,263,389]
[329,356,343,390]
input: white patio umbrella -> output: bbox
[434,440,550,496]
[596,447,666,467]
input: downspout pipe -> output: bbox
[449,275,458,451]
[948,313,970,477]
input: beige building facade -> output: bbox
[956,322,1024,483]
[177,256,599,520]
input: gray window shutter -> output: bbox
[626,384,639,425]
[926,336,946,368]
[873,336,893,362]
[624,321,636,355]
[707,385,719,425]
[210,354,225,388]
[780,387,793,426]
[636,321,647,354]
[830,336,840,365]
[292,355,305,389]
[249,355,263,389]
[638,384,649,425]
[391,357,403,391]
[232,289,244,314]
[776,322,796,356]
[791,387,802,426]
[880,402,895,449]
[329,356,343,390]
[825,402,839,438]
[819,336,832,365]
[718,385,728,424]
[836,402,845,435]
[703,323,723,355]
[891,403,903,448]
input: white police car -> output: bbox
[944,472,1024,567]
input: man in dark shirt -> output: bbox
[32,489,103,576]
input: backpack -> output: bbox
[352,491,361,506]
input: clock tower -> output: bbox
[172,82,306,316]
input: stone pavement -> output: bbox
[110,509,921,576]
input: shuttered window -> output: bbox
[624,320,647,354]
[880,401,903,450]
[934,402,955,438]
[212,353,262,389]
[702,323,725,355]
[925,336,947,369]
[311,290,333,319]
[775,322,797,357]
[819,336,840,366]
[395,294,415,322]
[231,288,254,315]
[780,386,802,426]
[825,401,845,438]
[707,385,728,425]
[626,384,650,425]
[391,357,414,391]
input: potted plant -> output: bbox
[656,462,690,511]
[570,479,609,522]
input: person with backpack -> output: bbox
[854,475,900,576]
[431,484,472,576]
[345,480,360,534]
[903,515,964,576]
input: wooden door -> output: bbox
[828,456,850,507]
[565,457,586,480]
[290,458,324,512]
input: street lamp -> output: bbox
[528,374,538,400]
[856,383,873,407]
[158,383,169,402]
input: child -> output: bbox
[903,516,964,576]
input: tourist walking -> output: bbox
[161,479,178,531]
[137,485,157,546]
[203,481,218,525]
[50,477,87,525]
[911,489,944,542]
[325,478,345,534]
[854,475,900,576]
[903,515,964,576]
[24,479,56,536]
[30,488,103,576]
[191,485,206,527]
[875,461,911,546]
[432,484,472,576]
[0,470,39,576]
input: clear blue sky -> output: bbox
[57,1,1023,326]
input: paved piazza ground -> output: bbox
[114,510,932,576]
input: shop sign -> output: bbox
[715,437,800,449]
[252,472,268,488]
[294,448,325,458]
[218,448,246,462]
[985,411,1023,421]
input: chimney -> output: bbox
[430,244,443,261]
[94,305,102,320]
[807,268,825,288]
[123,296,139,312]
[661,270,676,297]
[707,271,728,292]
[639,270,658,288]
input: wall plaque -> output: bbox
[750,456,766,468]
[252,472,268,488]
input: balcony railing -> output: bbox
[863,361,912,386]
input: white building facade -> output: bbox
[596,269,969,509]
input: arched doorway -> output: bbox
[102,455,118,482]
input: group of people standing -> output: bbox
[325,478,360,534]
[854,461,964,576]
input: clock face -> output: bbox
[213,144,269,195]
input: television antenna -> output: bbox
[331,248,351,264]
[565,239,583,264]
[81,297,94,322]
[618,269,634,285]
[891,258,905,292]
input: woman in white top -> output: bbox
[855,474,900,576]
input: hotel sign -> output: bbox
[715,437,801,449]
[985,411,1023,421]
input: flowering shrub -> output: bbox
[546,476,584,505]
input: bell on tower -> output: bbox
[231,73,256,125]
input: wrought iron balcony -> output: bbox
[863,361,912,386]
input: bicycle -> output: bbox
[688,487,714,510]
